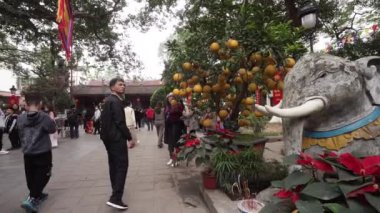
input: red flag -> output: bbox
[56,0,74,60]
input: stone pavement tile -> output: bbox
[93,179,111,187]
[48,195,81,209]
[71,205,101,213]
[86,186,110,196]
[78,194,108,206]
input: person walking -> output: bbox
[4,107,21,150]
[145,106,155,131]
[43,105,58,148]
[93,106,101,135]
[67,106,79,139]
[100,77,132,210]
[0,108,9,154]
[154,102,165,148]
[164,94,185,167]
[124,101,138,148]
[18,93,56,212]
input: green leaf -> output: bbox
[365,193,380,212]
[301,182,342,201]
[336,168,361,182]
[346,199,377,213]
[295,200,324,213]
[258,199,294,213]
[338,182,373,198]
[323,203,349,213]
[195,157,204,167]
[284,171,313,190]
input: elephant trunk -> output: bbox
[283,117,305,156]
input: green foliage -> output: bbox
[0,0,141,77]
[264,152,380,212]
[150,87,168,107]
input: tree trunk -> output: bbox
[284,0,301,27]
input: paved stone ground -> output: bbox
[0,127,209,213]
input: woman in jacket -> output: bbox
[154,102,165,148]
[164,94,185,167]
[124,101,138,148]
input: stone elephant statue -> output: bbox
[256,54,380,157]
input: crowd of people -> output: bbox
[0,77,202,212]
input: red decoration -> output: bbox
[272,89,283,106]
[338,153,380,176]
[56,0,74,60]
[297,153,334,173]
[8,95,19,106]
[255,89,261,105]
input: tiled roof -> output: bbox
[71,80,162,96]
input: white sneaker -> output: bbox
[166,159,173,165]
[0,150,9,154]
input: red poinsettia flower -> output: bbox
[227,150,240,155]
[274,186,302,203]
[297,153,334,173]
[338,153,380,176]
[319,152,338,159]
[348,183,380,198]
[184,138,201,147]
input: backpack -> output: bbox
[146,109,155,120]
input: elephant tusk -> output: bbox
[264,99,325,118]
[255,100,282,115]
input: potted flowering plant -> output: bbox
[259,152,380,213]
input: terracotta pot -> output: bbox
[202,171,217,189]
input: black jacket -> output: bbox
[100,94,132,142]
[18,111,56,155]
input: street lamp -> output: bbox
[299,2,318,52]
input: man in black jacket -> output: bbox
[100,77,132,210]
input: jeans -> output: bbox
[103,140,128,202]
[24,151,52,198]
[147,119,154,131]
[155,124,164,145]
[69,124,79,139]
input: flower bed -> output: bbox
[260,152,380,213]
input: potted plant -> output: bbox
[260,152,380,213]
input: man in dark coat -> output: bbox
[100,77,132,210]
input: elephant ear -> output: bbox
[356,56,380,105]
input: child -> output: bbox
[18,93,56,212]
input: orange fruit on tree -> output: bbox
[251,66,261,73]
[193,84,203,93]
[277,81,284,90]
[212,84,222,93]
[180,81,187,89]
[223,83,231,90]
[203,85,211,93]
[210,42,220,53]
[248,83,257,92]
[203,119,213,128]
[187,78,194,85]
[245,97,255,105]
[173,73,183,82]
[242,109,250,117]
[234,76,243,84]
[179,89,187,97]
[254,110,264,117]
[223,68,231,76]
[227,39,239,49]
[264,55,277,65]
[250,52,263,63]
[219,110,229,119]
[173,88,180,96]
[284,67,293,74]
[238,68,247,76]
[218,75,227,85]
[246,71,254,81]
[266,78,277,90]
[238,119,249,127]
[191,75,199,83]
[264,65,277,77]
[285,57,296,68]
[182,62,192,71]
[185,87,193,94]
